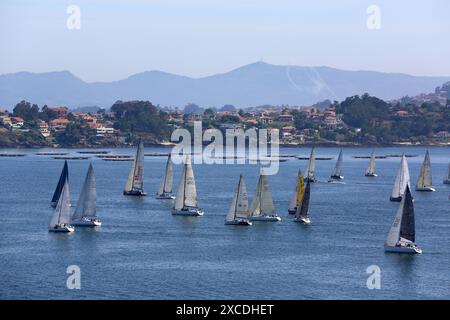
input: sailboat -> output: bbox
[444,163,450,184]
[157,154,175,199]
[365,151,378,177]
[416,150,435,192]
[49,179,75,233]
[51,160,69,207]
[249,174,281,222]
[225,175,252,225]
[172,155,204,216]
[288,170,304,215]
[294,179,311,224]
[304,147,316,182]
[390,154,411,202]
[328,149,344,182]
[384,185,422,254]
[71,163,101,227]
[123,139,146,196]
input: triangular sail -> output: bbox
[288,170,304,211]
[158,154,173,195]
[73,163,96,221]
[385,186,415,246]
[390,155,410,199]
[305,147,316,180]
[173,155,197,209]
[251,174,275,216]
[226,175,249,221]
[295,180,310,219]
[366,151,376,174]
[416,150,432,188]
[125,139,144,192]
[50,179,71,227]
[447,163,450,180]
[333,149,343,176]
[51,160,69,204]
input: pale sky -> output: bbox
[1,0,449,82]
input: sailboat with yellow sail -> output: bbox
[288,170,305,215]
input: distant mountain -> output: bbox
[1,62,449,110]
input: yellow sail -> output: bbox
[296,170,305,207]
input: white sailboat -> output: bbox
[156,154,175,199]
[49,179,75,233]
[71,163,101,227]
[225,175,252,226]
[249,174,281,222]
[384,185,422,254]
[328,149,344,182]
[172,155,204,216]
[365,151,378,177]
[416,150,435,192]
[288,170,304,215]
[305,147,316,182]
[390,154,411,202]
[444,163,450,184]
[123,139,146,196]
[294,179,311,224]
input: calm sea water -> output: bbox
[0,146,449,300]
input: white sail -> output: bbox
[251,174,275,216]
[366,151,376,175]
[385,194,404,247]
[50,179,71,227]
[390,155,410,199]
[305,147,316,180]
[416,150,432,189]
[333,149,343,176]
[158,155,173,195]
[288,178,298,212]
[386,185,415,247]
[125,139,144,192]
[173,155,198,210]
[73,163,96,221]
[226,175,250,221]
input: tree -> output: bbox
[13,100,39,121]
[220,104,236,112]
[183,103,203,115]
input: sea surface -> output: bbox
[0,146,449,300]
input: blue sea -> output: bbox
[0,146,449,299]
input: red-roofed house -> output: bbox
[50,118,70,132]
[49,107,69,118]
[10,117,24,128]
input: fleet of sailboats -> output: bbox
[384,185,422,254]
[225,175,252,225]
[249,174,281,222]
[156,154,175,199]
[365,151,377,177]
[390,154,411,202]
[172,155,204,216]
[51,160,69,208]
[49,179,74,233]
[304,147,316,182]
[288,170,304,215]
[444,163,450,184]
[328,149,344,182]
[294,180,311,224]
[416,150,435,192]
[123,139,146,196]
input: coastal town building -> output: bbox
[49,118,70,132]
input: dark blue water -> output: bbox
[0,147,449,299]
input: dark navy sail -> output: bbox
[399,185,415,242]
[51,160,69,207]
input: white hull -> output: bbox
[327,179,345,184]
[415,186,436,192]
[172,207,204,216]
[71,217,102,227]
[156,193,175,200]
[443,179,450,185]
[49,225,75,233]
[365,173,378,177]
[250,215,281,222]
[294,217,311,224]
[384,245,422,254]
[225,219,252,226]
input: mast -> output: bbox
[305,147,316,181]
[289,170,304,211]
[295,180,310,219]
[391,154,410,199]
[51,160,69,204]
[73,163,96,221]
[416,150,432,189]
[233,175,242,220]
[366,151,376,174]
[333,149,343,176]
[385,185,415,246]
[50,179,71,227]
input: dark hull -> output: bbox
[123,190,147,196]
[390,196,402,202]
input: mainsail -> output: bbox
[385,185,415,247]
[295,180,311,220]
[390,155,410,199]
[305,147,316,181]
[72,163,96,221]
[173,155,198,210]
[226,175,250,221]
[124,139,145,193]
[288,170,304,212]
[251,174,275,216]
[332,149,343,177]
[366,151,376,175]
[416,150,432,189]
[49,179,71,227]
[158,154,173,195]
[51,160,69,205]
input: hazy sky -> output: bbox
[1,0,449,82]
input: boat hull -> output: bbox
[156,193,175,200]
[443,179,450,185]
[415,186,436,192]
[384,245,422,254]
[123,190,147,196]
[305,178,315,183]
[330,175,344,180]
[294,217,311,224]
[172,208,204,216]
[389,196,402,202]
[225,219,252,226]
[49,225,75,233]
[250,215,281,222]
[365,173,378,177]
[72,217,102,227]
[287,209,296,215]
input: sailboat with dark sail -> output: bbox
[294,179,311,224]
[156,154,175,199]
[71,163,101,227]
[250,174,281,222]
[328,149,344,182]
[390,154,411,202]
[365,151,377,177]
[172,155,204,216]
[384,185,422,254]
[49,179,74,233]
[123,139,146,196]
[444,163,450,184]
[51,160,69,207]
[416,150,435,192]
[225,175,252,226]
[305,147,316,182]
[288,170,304,215]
